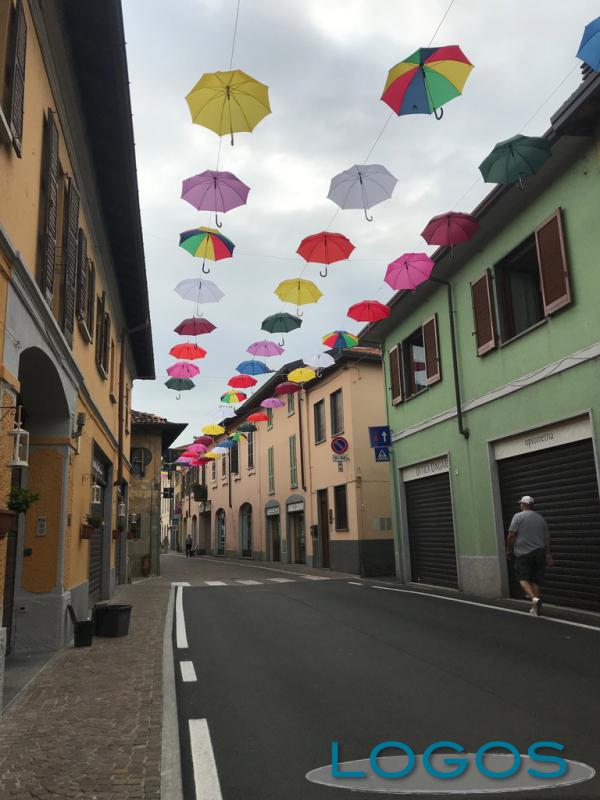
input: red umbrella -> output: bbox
[169,343,207,360]
[191,457,211,466]
[421,211,479,258]
[248,412,269,422]
[228,374,257,389]
[174,317,216,336]
[194,435,214,446]
[347,300,390,323]
[274,381,301,395]
[296,231,355,277]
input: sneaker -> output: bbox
[530,597,541,616]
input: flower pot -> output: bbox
[0,509,16,539]
[80,524,95,540]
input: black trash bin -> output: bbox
[94,603,132,637]
[67,605,94,647]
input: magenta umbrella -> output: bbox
[421,212,479,258]
[384,253,435,291]
[187,442,208,453]
[167,362,200,379]
[260,397,285,409]
[247,340,284,357]
[181,170,250,228]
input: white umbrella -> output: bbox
[305,352,335,371]
[174,278,225,304]
[211,446,228,455]
[327,163,397,221]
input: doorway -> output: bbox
[268,513,281,561]
[215,508,225,555]
[317,488,330,568]
[289,512,305,564]
[240,503,253,558]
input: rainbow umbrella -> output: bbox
[382,46,473,120]
[261,397,285,409]
[247,340,284,357]
[179,227,235,274]
[322,331,358,350]
[384,253,435,291]
[236,360,271,376]
[165,377,194,399]
[288,367,316,384]
[167,362,200,379]
[421,212,479,258]
[181,170,250,228]
[221,390,247,404]
[228,374,257,389]
[274,381,300,396]
[169,343,207,360]
[347,300,390,323]
[274,279,322,315]
[296,231,355,277]
[175,317,216,336]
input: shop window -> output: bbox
[314,399,326,443]
[247,431,254,471]
[495,236,544,342]
[289,435,297,489]
[268,446,275,495]
[330,389,343,435]
[333,484,348,531]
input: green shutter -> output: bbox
[289,435,297,488]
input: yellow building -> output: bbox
[0,0,153,676]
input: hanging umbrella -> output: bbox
[382,46,473,120]
[236,360,272,375]
[167,362,200,379]
[247,412,269,422]
[238,422,257,432]
[202,423,225,436]
[305,353,336,374]
[384,253,435,291]
[577,17,600,71]
[274,381,300,396]
[211,446,228,455]
[261,397,285,409]
[274,279,322,315]
[288,367,316,384]
[192,457,211,466]
[218,439,236,449]
[187,442,208,454]
[185,70,271,145]
[175,317,216,336]
[479,135,552,190]
[169,343,207,360]
[181,170,250,227]
[175,456,194,465]
[228,374,257,389]
[194,435,214,446]
[421,212,479,258]
[231,432,247,442]
[179,227,235,274]
[221,390,247,404]
[322,331,358,350]
[203,451,221,459]
[347,300,390,323]
[165,377,195,399]
[297,231,355,277]
[327,164,397,222]
[247,340,284,357]
[174,278,225,304]
[261,312,302,345]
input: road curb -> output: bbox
[161,585,183,799]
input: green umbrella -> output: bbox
[261,312,302,345]
[165,377,195,399]
[231,431,247,442]
[238,422,257,433]
[479,135,552,190]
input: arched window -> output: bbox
[240,503,252,558]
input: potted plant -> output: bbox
[81,513,103,540]
[112,519,126,540]
[7,487,40,514]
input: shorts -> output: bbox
[514,548,546,584]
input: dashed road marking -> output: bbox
[267,578,295,583]
[300,575,331,580]
[171,581,191,587]
[236,579,261,585]
[176,586,188,649]
[348,581,363,586]
[189,718,223,799]
[180,661,197,682]
[205,581,227,586]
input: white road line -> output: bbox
[175,586,188,649]
[205,581,227,586]
[348,581,363,586]
[171,581,191,586]
[267,577,295,583]
[189,719,223,800]
[236,579,262,585]
[201,555,354,579]
[301,575,331,580]
[180,661,197,682]
[371,586,600,633]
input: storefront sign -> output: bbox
[287,501,304,513]
[494,415,592,461]
[402,455,449,482]
[266,506,280,516]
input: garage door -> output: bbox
[88,529,103,605]
[498,439,600,611]
[405,473,458,588]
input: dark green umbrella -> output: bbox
[165,377,195,399]
[261,312,302,345]
[237,422,257,432]
[479,135,552,190]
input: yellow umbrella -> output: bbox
[186,70,271,145]
[274,279,322,316]
[203,451,221,459]
[288,367,316,384]
[202,423,225,435]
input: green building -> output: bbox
[367,70,600,613]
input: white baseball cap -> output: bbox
[519,495,534,505]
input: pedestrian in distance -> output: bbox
[506,495,554,616]
[185,533,192,558]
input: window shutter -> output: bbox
[535,209,571,315]
[422,314,441,385]
[389,345,403,404]
[62,178,80,347]
[95,292,105,367]
[75,229,87,320]
[470,270,497,356]
[102,313,110,372]
[8,0,26,156]
[86,261,95,335]
[41,109,59,304]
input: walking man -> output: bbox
[506,495,554,616]
[185,533,192,558]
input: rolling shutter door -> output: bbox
[498,439,600,612]
[88,529,103,605]
[405,473,458,588]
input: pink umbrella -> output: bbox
[181,170,250,228]
[384,253,435,291]
[247,340,284,357]
[421,211,479,258]
[260,397,285,409]
[167,362,200,379]
[187,442,208,453]
[175,456,194,465]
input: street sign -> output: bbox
[374,446,390,462]
[333,454,349,462]
[331,436,349,454]
[369,426,391,448]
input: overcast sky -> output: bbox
[123,0,597,444]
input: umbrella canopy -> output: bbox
[274,279,322,314]
[238,422,257,432]
[322,331,358,350]
[305,352,335,371]
[384,253,435,291]
[169,343,207,360]
[261,312,302,344]
[230,432,246,442]
[192,457,212,466]
[194,435,214,446]
[185,69,271,145]
[347,300,390,323]
[167,362,200,379]
[175,456,194,465]
[247,412,269,422]
[218,439,236,449]
[187,442,208,453]
[179,227,235,273]
[288,367,316,384]
[577,16,600,71]
[220,390,247,404]
[165,377,195,398]
[327,164,397,222]
[175,317,216,336]
[479,135,552,189]
[421,211,479,256]
[211,446,228,455]
[181,170,250,227]
[203,452,221,459]
[260,397,285,409]
[228,374,257,389]
[174,278,225,304]
[202,424,225,436]
[297,231,355,277]
[205,406,236,423]
[382,46,473,119]
[236,360,271,376]
[247,339,284,357]
[274,381,300,396]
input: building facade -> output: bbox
[367,71,600,612]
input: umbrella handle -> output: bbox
[279,336,285,347]
[215,214,223,229]
[316,368,322,378]
[230,130,234,146]
[449,243,454,261]
[319,266,328,278]
[202,261,211,274]
[176,393,181,401]
[434,106,444,121]
[518,177,525,192]
[364,207,373,222]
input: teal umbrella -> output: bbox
[237,422,257,433]
[261,312,302,345]
[479,135,551,190]
[165,377,195,399]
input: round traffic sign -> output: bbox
[331,436,349,454]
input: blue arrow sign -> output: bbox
[374,446,390,462]
[369,426,391,448]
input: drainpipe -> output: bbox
[298,389,307,491]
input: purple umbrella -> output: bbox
[181,170,250,228]
[247,339,284,357]
[260,397,285,409]
[167,362,200,379]
[384,252,435,291]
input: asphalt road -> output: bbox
[170,556,600,799]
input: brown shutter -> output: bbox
[62,178,80,346]
[470,270,497,356]
[423,314,441,385]
[389,345,403,404]
[40,109,59,304]
[86,261,95,336]
[8,0,26,156]
[95,292,105,367]
[75,228,87,320]
[535,209,571,315]
[102,313,110,372]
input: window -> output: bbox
[314,400,326,443]
[231,442,239,474]
[124,385,130,434]
[289,435,297,489]
[95,292,110,377]
[60,177,80,347]
[330,389,343,435]
[389,346,402,405]
[109,340,116,401]
[221,452,227,478]
[267,407,273,429]
[388,315,441,403]
[495,236,544,342]
[268,446,275,495]
[0,0,27,156]
[287,392,295,415]
[211,460,216,482]
[38,109,59,305]
[85,261,95,340]
[247,431,254,471]
[333,484,348,531]
[402,327,428,399]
